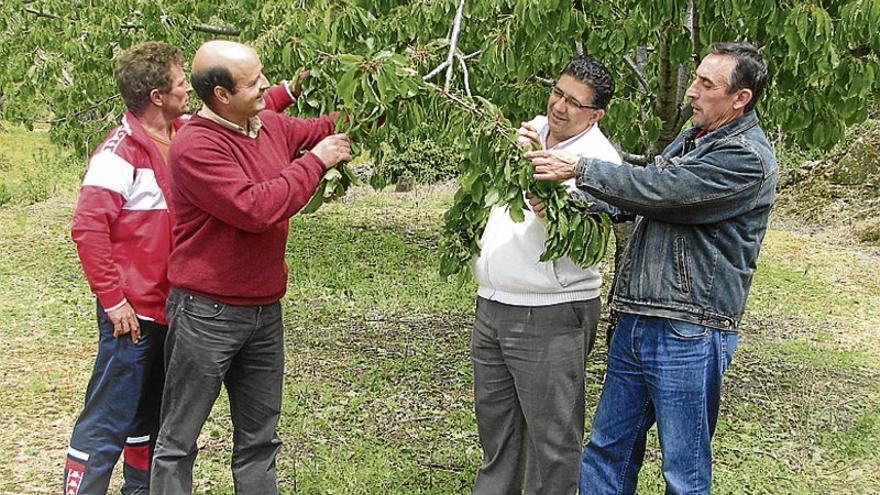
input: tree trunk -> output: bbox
[395,176,415,192]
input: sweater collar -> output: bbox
[198,106,263,138]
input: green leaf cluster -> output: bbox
[433,92,612,282]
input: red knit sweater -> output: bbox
[167,110,336,305]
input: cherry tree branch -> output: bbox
[23,6,238,35]
[456,52,472,97]
[444,0,467,88]
[688,0,703,61]
[193,24,240,36]
[422,50,480,81]
[532,75,555,87]
[618,149,651,165]
[624,55,651,97]
[24,6,59,19]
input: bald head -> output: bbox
[191,40,267,118]
[192,40,256,74]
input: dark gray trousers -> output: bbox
[151,287,284,494]
[471,297,600,495]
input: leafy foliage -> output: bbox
[2,0,879,276]
[370,134,461,188]
[4,0,879,150]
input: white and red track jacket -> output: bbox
[71,85,295,324]
[71,113,181,324]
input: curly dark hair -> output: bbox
[562,55,615,110]
[708,42,768,112]
[116,41,182,116]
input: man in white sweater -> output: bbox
[470,55,621,495]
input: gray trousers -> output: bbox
[471,296,600,495]
[151,287,284,494]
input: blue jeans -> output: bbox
[580,313,738,495]
[65,301,166,495]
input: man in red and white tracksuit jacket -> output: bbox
[65,41,299,495]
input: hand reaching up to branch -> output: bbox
[517,122,541,150]
[290,69,311,98]
[311,133,352,169]
[527,149,579,181]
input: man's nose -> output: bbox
[552,96,567,112]
[685,80,698,98]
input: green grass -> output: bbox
[0,124,81,206]
[0,128,879,493]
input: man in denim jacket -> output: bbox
[526,42,777,494]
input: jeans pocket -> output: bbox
[180,294,226,319]
[666,318,709,339]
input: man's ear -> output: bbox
[592,108,607,123]
[148,88,163,108]
[732,88,754,110]
[214,86,230,105]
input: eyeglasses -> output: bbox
[550,86,599,110]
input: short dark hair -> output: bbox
[116,41,182,116]
[561,55,615,110]
[708,42,768,112]
[191,66,237,108]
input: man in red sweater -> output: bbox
[67,41,303,495]
[150,40,351,493]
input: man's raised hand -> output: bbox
[517,122,542,151]
[311,133,352,169]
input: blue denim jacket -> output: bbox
[574,110,778,330]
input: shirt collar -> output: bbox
[198,106,263,138]
[539,122,596,150]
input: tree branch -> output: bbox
[624,55,651,96]
[444,0,467,88]
[193,23,240,36]
[456,52,472,97]
[24,7,59,19]
[462,49,481,60]
[532,75,555,87]
[423,61,451,81]
[422,50,479,81]
[688,0,703,61]
[23,6,238,36]
[675,65,690,108]
[619,149,651,166]
[39,94,122,125]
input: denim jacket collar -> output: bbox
[668,110,759,159]
[692,110,758,144]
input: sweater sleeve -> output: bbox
[70,151,134,310]
[279,112,338,160]
[262,84,295,114]
[171,136,325,233]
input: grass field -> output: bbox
[0,127,878,493]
